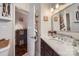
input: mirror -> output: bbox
[51,4,79,32]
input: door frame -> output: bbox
[14,6,29,56]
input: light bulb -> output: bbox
[51,8,54,12]
[56,4,59,9]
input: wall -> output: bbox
[41,4,51,36]
[52,13,60,31]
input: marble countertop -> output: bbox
[41,35,75,56]
[57,31,79,40]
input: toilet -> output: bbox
[0,41,10,56]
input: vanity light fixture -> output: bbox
[56,3,59,9]
[51,8,54,12]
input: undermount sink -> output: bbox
[49,36,74,45]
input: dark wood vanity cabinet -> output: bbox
[41,39,59,56]
[41,39,45,56]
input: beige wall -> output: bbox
[41,4,52,36]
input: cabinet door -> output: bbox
[41,39,59,56]
[44,41,54,56]
[53,51,59,56]
[41,39,45,56]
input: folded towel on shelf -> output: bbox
[0,39,9,48]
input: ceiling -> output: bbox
[50,3,66,8]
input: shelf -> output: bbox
[0,16,11,21]
[74,22,79,23]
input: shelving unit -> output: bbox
[0,16,11,21]
[0,3,12,21]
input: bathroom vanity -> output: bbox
[49,3,79,56]
[41,32,79,56]
[41,39,59,56]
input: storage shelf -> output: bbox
[0,16,11,21]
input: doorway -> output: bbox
[15,7,28,56]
